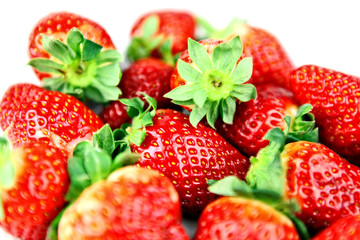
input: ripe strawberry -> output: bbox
[101,58,173,129]
[0,139,69,240]
[127,10,195,64]
[216,84,298,157]
[312,214,360,240]
[119,96,250,215]
[28,17,122,103]
[194,197,301,240]
[165,37,256,128]
[58,166,189,240]
[0,83,103,155]
[198,18,294,89]
[290,65,360,162]
[29,11,116,80]
[229,105,360,234]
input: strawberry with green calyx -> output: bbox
[165,36,256,128]
[127,11,195,65]
[197,17,294,89]
[28,27,122,104]
[211,104,360,234]
[119,94,250,215]
[0,137,69,240]
[64,124,139,203]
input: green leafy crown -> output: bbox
[164,36,256,128]
[28,27,123,103]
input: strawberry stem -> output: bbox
[0,137,13,222]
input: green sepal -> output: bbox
[111,152,140,171]
[27,58,65,74]
[45,207,67,240]
[0,137,14,221]
[41,34,75,64]
[283,212,311,240]
[92,124,115,156]
[28,27,122,104]
[287,104,318,144]
[196,17,248,40]
[82,39,103,62]
[120,94,157,147]
[0,137,14,188]
[165,36,256,128]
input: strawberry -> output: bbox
[127,10,195,65]
[101,58,173,129]
[0,138,69,240]
[165,37,256,128]
[198,18,294,89]
[58,166,189,240]
[225,104,360,234]
[312,214,360,240]
[28,20,122,103]
[194,196,301,240]
[0,83,103,155]
[216,84,298,157]
[119,95,250,215]
[290,65,360,162]
[29,11,116,79]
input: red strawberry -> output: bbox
[290,65,360,162]
[216,84,298,157]
[29,11,116,81]
[198,18,294,89]
[0,83,103,155]
[312,214,360,240]
[0,139,69,240]
[166,37,256,128]
[120,96,250,215]
[28,14,122,104]
[127,10,195,64]
[194,197,301,240]
[238,105,360,234]
[101,58,173,129]
[58,166,189,240]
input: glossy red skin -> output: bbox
[131,11,195,56]
[101,58,173,129]
[283,141,360,234]
[312,214,360,240]
[0,142,69,240]
[170,39,224,97]
[28,11,115,80]
[131,109,250,215]
[58,167,189,240]
[194,197,300,240]
[238,26,294,89]
[0,84,103,155]
[216,84,297,157]
[290,65,360,162]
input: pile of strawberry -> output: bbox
[1,10,360,240]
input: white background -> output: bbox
[1,0,360,239]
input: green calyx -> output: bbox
[0,137,14,221]
[196,17,248,40]
[118,93,157,147]
[126,15,177,66]
[28,27,123,103]
[164,36,256,128]
[65,124,139,203]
